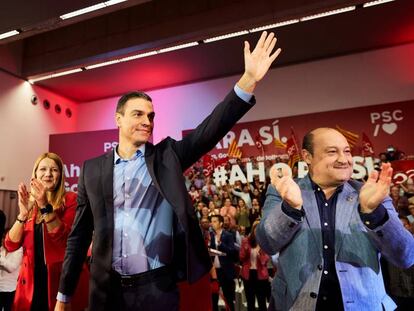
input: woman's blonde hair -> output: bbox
[31,152,66,211]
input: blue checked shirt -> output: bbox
[112,144,174,275]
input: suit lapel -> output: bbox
[334,183,358,257]
[102,151,115,231]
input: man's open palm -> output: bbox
[360,162,393,213]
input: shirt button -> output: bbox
[317,264,323,270]
[324,245,328,250]
[324,203,328,206]
[125,213,129,217]
[324,222,328,227]
[310,292,318,299]
[124,233,128,237]
[323,270,328,275]
[317,188,321,191]
[322,296,327,301]
[125,194,130,198]
[123,254,127,258]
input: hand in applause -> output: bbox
[17,183,30,218]
[360,162,393,214]
[30,178,48,207]
[270,165,302,209]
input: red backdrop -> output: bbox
[183,99,413,160]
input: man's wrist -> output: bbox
[234,84,253,103]
[359,204,372,214]
[57,292,72,303]
[237,73,257,94]
[359,204,388,229]
[281,201,305,221]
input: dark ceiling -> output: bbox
[1,0,413,102]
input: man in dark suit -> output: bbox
[209,215,238,311]
[55,31,281,311]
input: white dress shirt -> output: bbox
[0,245,22,292]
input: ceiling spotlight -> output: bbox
[60,3,106,20]
[60,0,127,20]
[85,60,120,69]
[204,30,249,43]
[65,108,73,118]
[250,19,300,33]
[158,42,199,53]
[300,6,355,21]
[119,51,158,62]
[363,0,395,8]
[0,30,20,40]
[31,95,38,105]
[55,104,62,114]
[43,99,51,110]
[104,0,127,5]
[29,68,84,83]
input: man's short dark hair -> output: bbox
[302,131,314,155]
[211,214,224,223]
[116,91,152,115]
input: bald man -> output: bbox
[257,128,414,311]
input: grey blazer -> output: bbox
[257,175,414,311]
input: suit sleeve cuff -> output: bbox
[281,201,305,221]
[359,204,389,229]
[57,292,72,303]
[234,84,253,104]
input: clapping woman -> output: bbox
[4,153,88,311]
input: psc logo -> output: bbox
[370,110,403,137]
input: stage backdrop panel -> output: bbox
[49,129,119,192]
[183,100,414,161]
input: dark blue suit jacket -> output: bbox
[210,230,238,280]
